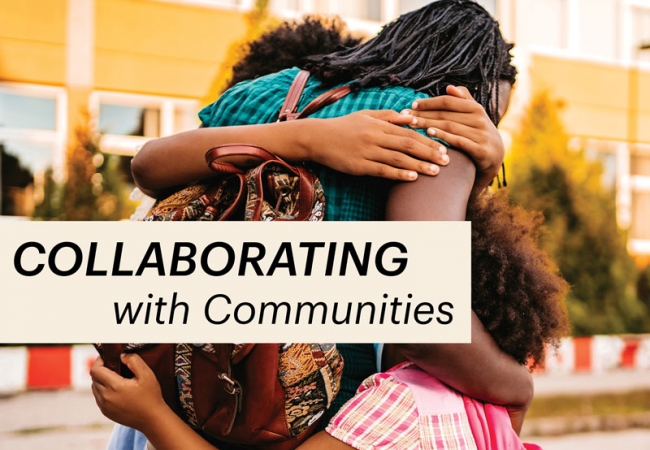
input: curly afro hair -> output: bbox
[468,190,571,368]
[225,15,363,91]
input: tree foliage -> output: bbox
[33,112,135,221]
[1,143,33,215]
[506,92,646,335]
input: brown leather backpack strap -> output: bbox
[293,85,352,120]
[277,70,311,122]
[95,343,125,373]
[206,144,280,174]
[278,70,352,122]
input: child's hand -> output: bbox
[402,85,505,191]
[90,354,169,432]
[308,110,450,181]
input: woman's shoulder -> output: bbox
[199,68,302,127]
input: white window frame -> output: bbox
[0,82,67,182]
[622,0,650,68]
[89,91,200,156]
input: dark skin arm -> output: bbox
[131,111,449,198]
[385,149,533,434]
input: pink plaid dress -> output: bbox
[325,363,541,450]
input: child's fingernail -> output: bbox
[441,155,449,165]
[429,165,439,175]
[411,118,418,126]
[412,101,419,110]
[439,145,447,154]
[400,109,411,115]
[427,128,436,136]
[407,171,417,180]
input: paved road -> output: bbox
[533,370,650,396]
[0,390,113,450]
[532,429,650,449]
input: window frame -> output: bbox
[89,91,200,157]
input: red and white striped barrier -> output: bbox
[0,345,97,394]
[540,335,650,374]
[1,337,650,393]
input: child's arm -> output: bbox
[384,323,532,434]
[90,354,220,450]
[384,148,533,433]
[131,110,448,198]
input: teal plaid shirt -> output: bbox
[199,68,430,222]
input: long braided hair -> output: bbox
[306,0,517,124]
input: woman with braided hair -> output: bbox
[91,2,569,449]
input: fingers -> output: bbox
[356,161,428,182]
[446,85,473,100]
[409,96,479,115]
[423,119,483,146]
[359,109,415,126]
[378,132,449,167]
[120,353,154,381]
[89,356,114,387]
[334,110,454,181]
[352,110,451,167]
[425,127,483,160]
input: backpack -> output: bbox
[96,343,343,450]
[97,71,350,449]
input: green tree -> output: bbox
[637,265,650,330]
[507,92,645,335]
[1,143,33,215]
[31,168,64,220]
[33,112,135,221]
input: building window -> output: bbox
[634,6,650,61]
[271,0,497,27]
[0,84,65,217]
[631,191,650,240]
[91,92,199,156]
[339,0,381,21]
[400,0,496,15]
[0,92,56,131]
[99,104,160,137]
[631,152,650,177]
[585,141,618,191]
[272,0,380,22]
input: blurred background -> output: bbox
[0,0,649,448]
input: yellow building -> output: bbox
[493,0,650,264]
[1,0,649,264]
[0,0,252,216]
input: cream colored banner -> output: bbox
[0,221,470,343]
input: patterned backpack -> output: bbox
[97,71,351,449]
[96,343,343,450]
